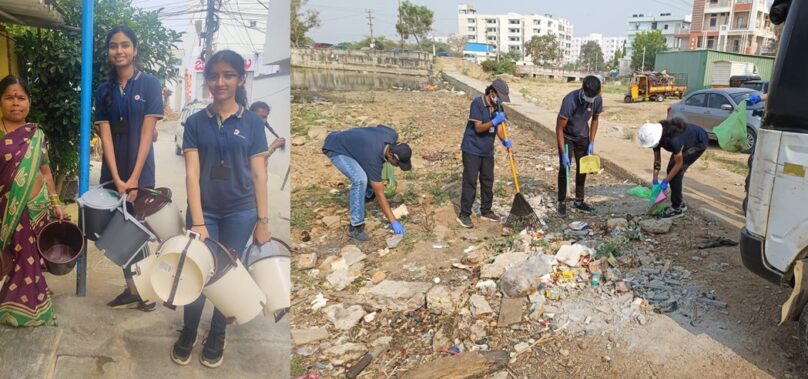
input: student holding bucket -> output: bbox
[94,25,164,312]
[638,117,708,219]
[0,75,63,326]
[175,50,271,368]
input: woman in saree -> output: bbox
[0,75,64,326]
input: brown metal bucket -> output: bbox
[37,220,85,276]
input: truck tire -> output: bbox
[657,95,665,102]
[800,303,808,363]
[624,95,633,103]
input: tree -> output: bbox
[579,41,605,71]
[10,0,182,191]
[291,0,320,47]
[447,34,468,56]
[525,34,562,66]
[611,41,627,69]
[631,30,668,70]
[396,1,433,49]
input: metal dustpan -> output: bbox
[579,155,601,174]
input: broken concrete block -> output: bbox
[339,245,366,266]
[497,297,524,327]
[359,280,431,312]
[499,255,553,298]
[392,204,409,219]
[323,303,367,330]
[296,253,317,270]
[291,327,329,346]
[323,343,366,366]
[640,218,673,234]
[607,218,628,231]
[469,294,493,317]
[322,215,341,228]
[426,285,463,314]
[371,271,386,284]
[480,252,529,279]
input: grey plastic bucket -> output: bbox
[95,201,156,267]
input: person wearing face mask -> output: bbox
[322,125,412,241]
[555,75,602,218]
[456,78,512,229]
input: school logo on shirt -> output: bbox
[233,128,245,139]
[134,94,141,101]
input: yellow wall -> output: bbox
[0,26,18,77]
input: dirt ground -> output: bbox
[289,88,805,378]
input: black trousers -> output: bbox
[460,152,494,217]
[557,137,589,202]
[667,145,706,209]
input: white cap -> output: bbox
[638,123,663,148]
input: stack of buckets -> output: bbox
[77,183,290,324]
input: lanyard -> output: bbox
[214,116,228,164]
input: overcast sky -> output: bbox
[303,0,695,43]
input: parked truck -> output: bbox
[741,0,808,362]
[624,70,687,103]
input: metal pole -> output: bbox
[641,46,646,71]
[76,0,94,297]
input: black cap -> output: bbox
[491,78,510,102]
[391,143,412,171]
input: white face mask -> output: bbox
[491,95,499,104]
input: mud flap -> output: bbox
[780,259,808,324]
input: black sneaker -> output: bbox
[661,206,685,219]
[480,210,501,222]
[557,201,567,218]
[200,332,226,368]
[348,224,369,241]
[572,200,595,214]
[106,289,140,309]
[456,214,473,228]
[170,327,198,366]
[137,301,156,312]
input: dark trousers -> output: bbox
[557,137,590,202]
[667,146,706,209]
[460,152,494,217]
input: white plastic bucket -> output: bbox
[151,231,215,307]
[133,188,184,242]
[130,254,160,304]
[245,239,291,322]
[202,239,266,325]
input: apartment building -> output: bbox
[570,33,627,63]
[626,13,691,56]
[458,4,573,62]
[687,0,776,55]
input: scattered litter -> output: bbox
[555,244,591,267]
[567,221,589,231]
[464,245,477,254]
[311,293,328,311]
[387,234,404,249]
[392,204,409,219]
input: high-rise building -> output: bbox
[458,4,573,62]
[570,33,627,64]
[627,13,692,56]
[687,0,776,55]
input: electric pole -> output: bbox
[204,0,219,61]
[367,9,375,49]
[641,46,646,72]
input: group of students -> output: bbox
[0,24,282,369]
[321,75,708,243]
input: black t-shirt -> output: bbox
[322,125,398,182]
[655,123,708,154]
[558,89,602,141]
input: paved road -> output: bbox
[1,120,290,378]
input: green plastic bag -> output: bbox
[627,185,652,199]
[713,100,748,152]
[382,162,397,197]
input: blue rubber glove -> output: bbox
[502,139,512,148]
[660,179,669,191]
[491,112,506,126]
[390,220,405,235]
[560,153,570,168]
[746,95,762,106]
[587,142,594,155]
[652,178,659,186]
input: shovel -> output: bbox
[497,103,539,228]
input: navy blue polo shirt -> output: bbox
[656,123,708,154]
[183,105,269,212]
[461,96,498,157]
[322,125,398,183]
[559,89,602,142]
[94,70,164,188]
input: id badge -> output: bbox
[488,127,495,134]
[111,118,129,135]
[211,163,232,180]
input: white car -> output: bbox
[174,101,210,156]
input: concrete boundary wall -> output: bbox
[442,72,647,186]
[292,48,433,76]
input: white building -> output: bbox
[569,33,627,64]
[457,4,573,62]
[626,13,692,56]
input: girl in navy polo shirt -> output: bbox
[94,25,163,312]
[173,50,270,368]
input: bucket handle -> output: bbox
[125,187,172,203]
[207,238,239,267]
[245,237,292,264]
[164,233,196,310]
